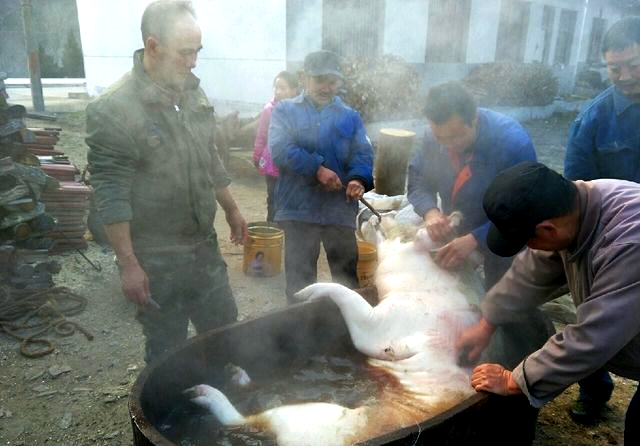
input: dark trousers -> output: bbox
[279,221,359,303]
[265,175,277,223]
[626,383,640,444]
[578,367,614,403]
[135,238,238,364]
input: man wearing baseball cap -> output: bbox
[456,161,640,443]
[269,50,373,303]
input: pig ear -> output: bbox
[182,385,203,400]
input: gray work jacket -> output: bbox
[482,179,640,407]
[86,49,230,249]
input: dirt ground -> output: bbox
[0,110,635,445]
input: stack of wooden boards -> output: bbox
[29,127,92,253]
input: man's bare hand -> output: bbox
[345,179,365,202]
[471,364,522,396]
[455,317,496,365]
[434,233,478,269]
[120,261,150,306]
[225,208,248,245]
[316,165,343,191]
[424,209,452,242]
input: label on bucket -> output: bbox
[246,250,275,277]
[357,267,376,288]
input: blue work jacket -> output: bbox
[407,108,536,250]
[564,86,640,181]
[268,93,374,228]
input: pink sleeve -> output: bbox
[253,104,273,163]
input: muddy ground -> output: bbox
[0,111,635,445]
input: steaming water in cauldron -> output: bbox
[158,355,379,445]
[130,293,542,446]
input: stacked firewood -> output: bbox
[0,94,60,290]
[463,62,559,107]
[0,80,90,292]
[340,54,424,123]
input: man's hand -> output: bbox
[434,233,478,269]
[119,258,150,306]
[104,222,151,306]
[424,209,453,242]
[471,364,522,396]
[455,317,496,365]
[345,179,365,202]
[215,187,247,245]
[225,207,248,245]
[316,165,343,191]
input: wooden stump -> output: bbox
[373,128,416,196]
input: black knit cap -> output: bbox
[483,162,576,257]
[303,50,343,78]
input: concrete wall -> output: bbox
[75,0,627,109]
[467,0,501,63]
[286,0,322,64]
[76,0,287,110]
[0,0,83,77]
[382,0,429,64]
[576,0,624,63]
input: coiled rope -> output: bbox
[0,286,93,357]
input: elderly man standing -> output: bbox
[269,50,374,304]
[457,162,640,445]
[86,0,247,364]
[563,16,640,422]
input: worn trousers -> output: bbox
[626,383,640,444]
[265,175,277,223]
[279,221,359,303]
[134,237,238,364]
[578,368,614,404]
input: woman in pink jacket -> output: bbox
[252,71,299,222]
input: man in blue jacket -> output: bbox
[564,16,640,182]
[407,81,537,290]
[563,16,640,425]
[407,81,553,371]
[269,50,374,303]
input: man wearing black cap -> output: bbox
[269,50,374,303]
[456,161,640,444]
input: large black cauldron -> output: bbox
[129,289,539,445]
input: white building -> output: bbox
[77,0,626,111]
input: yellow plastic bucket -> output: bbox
[243,222,284,277]
[357,240,377,288]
